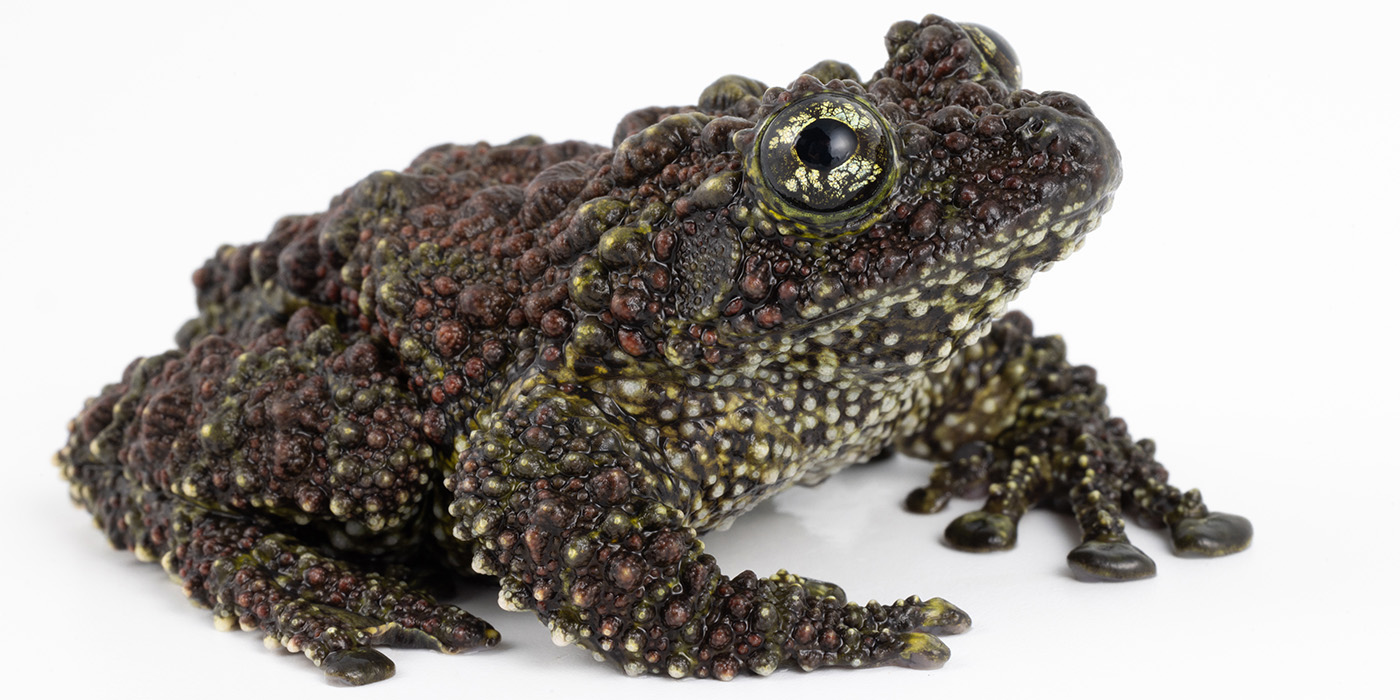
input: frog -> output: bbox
[56,13,1252,685]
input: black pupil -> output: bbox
[794,118,858,169]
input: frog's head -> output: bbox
[680,14,1120,374]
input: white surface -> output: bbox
[2,1,1394,698]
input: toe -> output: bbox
[1171,512,1252,556]
[771,570,848,604]
[889,632,952,669]
[1067,539,1157,581]
[916,597,971,635]
[322,647,396,686]
[905,484,951,513]
[798,576,848,605]
[945,510,1018,551]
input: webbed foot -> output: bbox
[880,596,971,669]
[176,513,499,685]
[319,620,496,685]
[900,312,1251,580]
[288,590,499,685]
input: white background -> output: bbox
[3,1,1395,698]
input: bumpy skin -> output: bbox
[57,14,1250,684]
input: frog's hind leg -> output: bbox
[60,392,497,684]
[167,507,498,684]
[57,316,500,684]
[899,312,1252,581]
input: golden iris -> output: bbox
[752,92,897,234]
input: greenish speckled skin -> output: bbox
[57,14,1250,684]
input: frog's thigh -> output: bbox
[452,382,970,679]
[899,312,1251,581]
[64,415,497,686]
[60,308,499,684]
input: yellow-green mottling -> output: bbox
[55,13,1250,686]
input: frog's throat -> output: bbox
[724,193,1115,378]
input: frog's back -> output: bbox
[181,137,608,434]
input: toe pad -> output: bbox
[917,597,972,635]
[890,632,951,669]
[1067,540,1157,582]
[945,511,1018,552]
[322,648,395,686]
[1171,512,1253,557]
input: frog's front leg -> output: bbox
[899,312,1252,580]
[451,383,969,679]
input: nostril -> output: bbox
[1005,104,1111,163]
[1008,110,1058,150]
[1015,115,1046,139]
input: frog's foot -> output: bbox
[902,311,1251,580]
[269,600,496,685]
[766,572,970,671]
[173,509,499,685]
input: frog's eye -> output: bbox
[752,92,898,232]
[960,23,1021,89]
